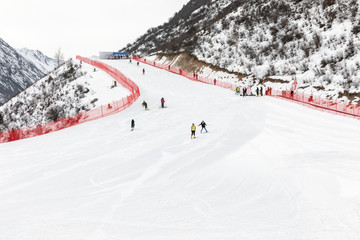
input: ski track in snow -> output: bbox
[0,60,359,240]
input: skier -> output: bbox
[235,87,240,95]
[243,87,247,97]
[260,86,263,96]
[161,97,165,108]
[191,123,196,139]
[142,68,145,75]
[214,79,217,85]
[137,62,140,66]
[198,121,208,133]
[142,100,148,110]
[131,119,135,131]
[256,87,259,97]
[129,59,132,63]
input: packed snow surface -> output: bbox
[0,60,359,240]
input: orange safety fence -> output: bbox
[134,56,360,120]
[0,56,140,144]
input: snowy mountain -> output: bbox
[0,38,45,105]
[17,48,57,74]
[123,0,360,103]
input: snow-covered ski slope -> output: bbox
[0,59,360,240]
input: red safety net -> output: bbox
[0,56,140,144]
[133,56,238,91]
[269,90,360,119]
[134,56,360,120]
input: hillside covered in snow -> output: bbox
[123,0,360,103]
[0,59,129,131]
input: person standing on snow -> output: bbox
[131,119,135,131]
[191,123,196,139]
[198,121,208,133]
[235,87,240,95]
[142,100,148,110]
[161,97,165,108]
[256,87,259,97]
[142,68,145,75]
[260,86,263,96]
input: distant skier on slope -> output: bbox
[131,119,135,131]
[191,123,196,139]
[161,97,165,108]
[235,87,240,95]
[137,62,140,66]
[198,121,208,133]
[142,68,145,75]
[256,87,259,97]
[142,100,148,110]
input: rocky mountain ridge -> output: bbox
[17,48,57,74]
[0,38,47,105]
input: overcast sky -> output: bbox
[0,0,190,59]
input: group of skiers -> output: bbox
[235,86,251,97]
[191,121,207,139]
[131,98,166,131]
[235,86,268,97]
[256,87,264,97]
[130,61,211,138]
[132,98,208,139]
[141,97,165,111]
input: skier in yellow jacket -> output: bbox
[191,123,196,139]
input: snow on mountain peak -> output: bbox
[17,47,57,74]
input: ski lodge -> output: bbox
[99,51,131,59]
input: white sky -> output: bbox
[0,0,190,59]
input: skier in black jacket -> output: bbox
[142,100,148,110]
[131,119,135,131]
[198,121,208,133]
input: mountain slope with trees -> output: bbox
[123,0,360,103]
